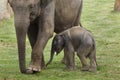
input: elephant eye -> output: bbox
[8,0,13,7]
[29,4,35,9]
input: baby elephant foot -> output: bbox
[26,65,41,74]
[89,67,97,72]
[81,66,89,71]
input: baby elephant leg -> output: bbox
[78,55,89,71]
[77,46,89,71]
[64,48,76,70]
[89,49,97,72]
[61,51,67,65]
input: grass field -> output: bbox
[0,0,120,80]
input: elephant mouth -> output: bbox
[29,15,37,22]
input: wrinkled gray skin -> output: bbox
[46,26,97,72]
[8,0,83,74]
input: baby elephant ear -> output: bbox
[53,39,57,46]
[60,35,66,44]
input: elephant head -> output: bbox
[8,0,41,73]
[46,35,65,66]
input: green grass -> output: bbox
[0,0,120,80]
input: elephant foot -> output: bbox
[41,54,46,69]
[26,65,41,74]
[26,67,41,74]
[66,66,76,71]
[89,67,97,72]
[26,69,36,74]
[81,66,89,71]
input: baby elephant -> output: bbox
[46,26,97,72]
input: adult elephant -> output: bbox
[8,0,83,74]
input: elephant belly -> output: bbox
[54,0,82,33]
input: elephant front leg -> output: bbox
[26,1,55,74]
[41,53,45,69]
[61,50,67,65]
[64,46,76,70]
[26,29,54,73]
[27,24,44,73]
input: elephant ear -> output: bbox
[60,35,65,47]
[8,0,13,5]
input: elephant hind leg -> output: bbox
[88,49,97,72]
[77,54,89,71]
[77,46,89,71]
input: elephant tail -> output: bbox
[92,38,98,67]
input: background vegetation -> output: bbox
[0,0,120,80]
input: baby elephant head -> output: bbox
[53,35,65,55]
[46,35,65,66]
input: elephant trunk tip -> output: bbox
[20,68,26,74]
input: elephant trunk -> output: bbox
[15,19,29,73]
[46,47,55,67]
[17,35,26,73]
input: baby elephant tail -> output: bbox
[92,38,98,67]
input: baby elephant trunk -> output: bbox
[46,47,55,67]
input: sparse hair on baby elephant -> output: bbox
[46,26,97,72]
